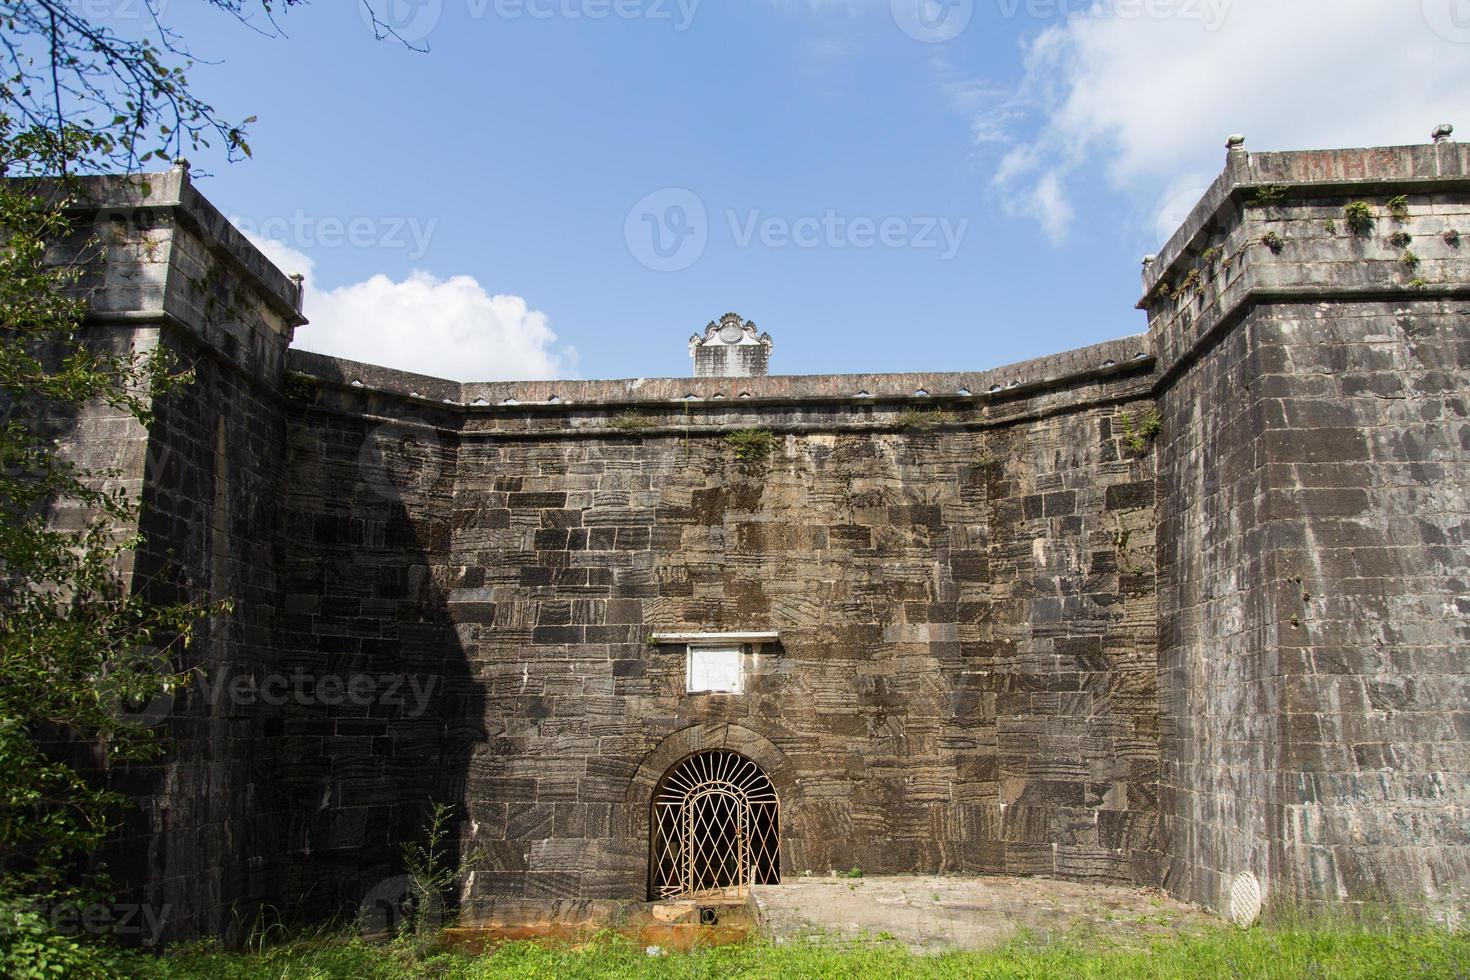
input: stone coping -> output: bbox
[287,334,1154,411]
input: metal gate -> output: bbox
[651,750,780,900]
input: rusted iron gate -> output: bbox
[651,750,780,901]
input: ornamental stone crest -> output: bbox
[689,314,773,378]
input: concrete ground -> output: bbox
[753,874,1217,953]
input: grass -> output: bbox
[725,428,776,461]
[609,410,656,432]
[114,919,1470,979]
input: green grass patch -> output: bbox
[113,921,1470,980]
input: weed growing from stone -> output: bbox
[609,411,655,432]
[1119,409,1163,455]
[1344,201,1376,235]
[1249,184,1288,207]
[1171,268,1202,298]
[725,429,775,461]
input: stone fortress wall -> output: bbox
[36,134,1470,941]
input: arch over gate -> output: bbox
[650,750,780,900]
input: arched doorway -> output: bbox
[650,750,780,900]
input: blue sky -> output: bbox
[137,1,1469,381]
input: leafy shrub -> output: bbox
[1343,201,1375,235]
[0,892,128,980]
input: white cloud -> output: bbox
[247,236,573,383]
[970,1,1470,242]
[1031,171,1074,245]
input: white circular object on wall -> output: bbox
[718,323,745,344]
[1230,872,1263,928]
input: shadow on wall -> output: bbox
[93,330,488,944]
[269,375,487,937]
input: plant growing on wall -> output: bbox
[1171,268,1202,299]
[1249,184,1288,207]
[1111,521,1137,575]
[1118,408,1163,455]
[1386,195,1411,221]
[1344,201,1376,235]
[399,802,485,942]
[1388,232,1412,249]
[283,371,316,401]
[609,410,656,432]
[1261,232,1286,255]
[725,429,776,461]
